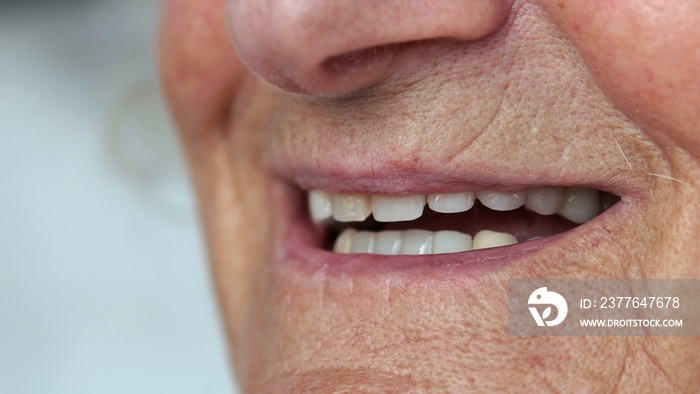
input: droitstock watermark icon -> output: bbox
[528,287,568,327]
[509,280,700,336]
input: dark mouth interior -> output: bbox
[321,193,621,251]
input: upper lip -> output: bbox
[270,146,643,199]
[261,37,658,203]
[267,108,648,202]
[278,169,635,197]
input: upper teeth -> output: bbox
[475,190,526,211]
[427,192,475,213]
[524,187,564,215]
[370,194,425,222]
[557,187,600,224]
[309,187,604,224]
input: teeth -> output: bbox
[476,191,526,211]
[558,187,600,224]
[524,187,563,215]
[374,231,403,255]
[333,228,356,253]
[371,195,426,222]
[400,230,433,255]
[333,229,513,255]
[432,231,473,254]
[313,187,606,223]
[308,190,333,223]
[331,194,371,222]
[427,192,475,213]
[472,230,518,250]
[316,186,609,256]
[350,231,376,254]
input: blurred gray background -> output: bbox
[0,0,238,392]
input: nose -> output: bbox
[227,0,515,95]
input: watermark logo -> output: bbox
[528,287,568,327]
[509,280,698,336]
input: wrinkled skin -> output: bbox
[160,0,700,391]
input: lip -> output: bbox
[272,156,642,199]
[273,176,635,277]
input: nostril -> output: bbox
[321,44,400,74]
[314,43,403,95]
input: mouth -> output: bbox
[307,187,620,255]
[272,165,634,275]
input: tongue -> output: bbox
[358,202,578,242]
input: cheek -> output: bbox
[542,0,700,156]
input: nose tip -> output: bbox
[228,0,514,95]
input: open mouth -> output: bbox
[307,187,620,255]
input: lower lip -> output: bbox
[277,183,586,277]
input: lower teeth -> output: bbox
[333,228,521,255]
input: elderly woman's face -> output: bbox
[161,0,700,390]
